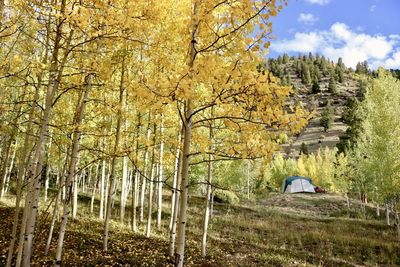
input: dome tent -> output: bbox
[281,176,316,193]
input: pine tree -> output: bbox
[301,62,311,85]
[336,97,363,153]
[283,53,290,64]
[320,99,334,132]
[328,75,337,95]
[312,79,320,94]
[300,142,309,155]
[336,64,344,83]
[313,65,321,82]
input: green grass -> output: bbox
[0,192,399,266]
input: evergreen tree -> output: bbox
[335,64,344,83]
[301,62,311,85]
[336,97,363,153]
[356,79,367,99]
[283,53,290,64]
[308,52,314,62]
[300,142,309,155]
[313,65,321,82]
[320,56,328,76]
[328,75,337,95]
[315,53,321,65]
[295,60,302,77]
[277,55,283,64]
[355,60,369,74]
[312,78,320,94]
[337,57,345,69]
[320,99,334,132]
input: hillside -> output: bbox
[1,193,399,267]
[266,54,366,156]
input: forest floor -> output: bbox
[1,192,399,267]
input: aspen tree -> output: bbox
[103,56,126,251]
[202,118,214,257]
[55,74,92,266]
[22,1,72,264]
[157,114,165,230]
[146,120,158,238]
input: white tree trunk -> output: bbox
[120,155,128,223]
[99,158,106,220]
[0,136,13,198]
[246,160,250,200]
[103,59,125,251]
[169,125,182,232]
[169,149,182,256]
[90,163,100,214]
[132,171,139,232]
[44,135,52,203]
[2,138,18,196]
[146,163,156,238]
[157,115,165,231]
[174,100,193,267]
[54,73,92,266]
[72,165,79,219]
[146,122,157,238]
[132,114,141,232]
[202,121,213,257]
[174,4,198,264]
[140,116,152,222]
[6,83,40,267]
[23,10,72,265]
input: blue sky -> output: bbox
[267,0,400,69]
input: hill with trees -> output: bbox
[264,53,373,156]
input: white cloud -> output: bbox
[272,32,325,53]
[297,13,319,25]
[304,0,331,5]
[270,22,400,69]
[330,22,352,40]
[384,50,400,69]
[370,5,377,12]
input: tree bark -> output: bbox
[1,138,18,197]
[132,112,141,232]
[54,73,92,266]
[22,4,72,264]
[140,114,152,222]
[90,163,100,214]
[99,157,106,220]
[202,120,213,257]
[103,58,125,251]
[174,3,198,265]
[44,147,69,256]
[174,100,193,267]
[120,155,128,223]
[0,135,14,198]
[146,122,157,238]
[6,84,40,267]
[169,123,182,233]
[169,147,182,257]
[157,115,165,231]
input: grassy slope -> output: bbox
[1,193,399,266]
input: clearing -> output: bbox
[0,193,399,266]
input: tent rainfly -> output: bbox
[281,176,316,193]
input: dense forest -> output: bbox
[1,0,400,266]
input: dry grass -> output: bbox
[1,192,399,266]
